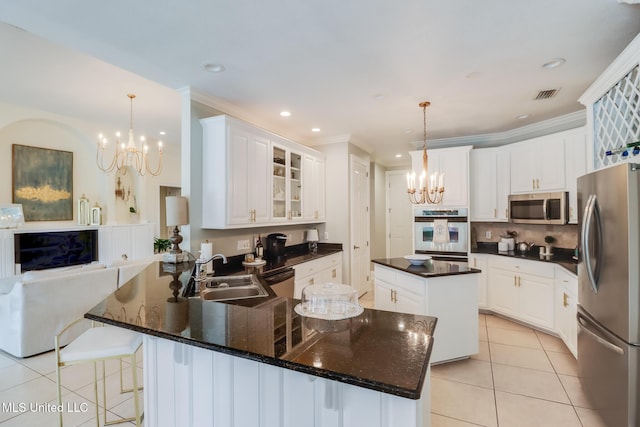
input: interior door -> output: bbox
[350,155,370,297]
[386,171,413,258]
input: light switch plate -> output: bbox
[485,231,492,239]
[237,239,250,250]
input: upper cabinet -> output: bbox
[201,116,325,229]
[302,153,325,221]
[409,146,471,207]
[470,148,510,222]
[510,133,566,193]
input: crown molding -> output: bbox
[414,110,586,150]
[579,32,640,106]
[186,88,306,143]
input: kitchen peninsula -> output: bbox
[372,258,480,363]
[86,261,437,427]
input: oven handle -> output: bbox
[262,268,295,285]
[414,217,468,223]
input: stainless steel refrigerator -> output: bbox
[577,162,640,427]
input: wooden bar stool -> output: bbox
[55,319,143,427]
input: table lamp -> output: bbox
[306,229,319,254]
[165,196,188,263]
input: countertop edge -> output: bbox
[372,259,481,278]
[85,309,431,400]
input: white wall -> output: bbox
[0,102,181,237]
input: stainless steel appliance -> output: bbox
[414,207,468,258]
[262,267,295,299]
[577,163,640,427]
[508,191,568,224]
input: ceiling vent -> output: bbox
[534,89,559,100]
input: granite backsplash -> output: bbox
[470,222,578,250]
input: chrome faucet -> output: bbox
[194,253,228,282]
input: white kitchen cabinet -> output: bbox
[555,266,578,357]
[271,140,303,222]
[488,256,555,330]
[293,252,343,299]
[99,223,154,265]
[201,115,325,229]
[201,116,271,228]
[510,134,566,193]
[373,264,478,363]
[470,148,510,221]
[564,128,587,224]
[373,265,426,315]
[302,153,326,221]
[410,146,471,207]
[469,253,489,309]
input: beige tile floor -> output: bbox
[0,294,607,427]
[359,291,608,427]
[0,347,143,426]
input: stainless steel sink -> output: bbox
[198,274,269,302]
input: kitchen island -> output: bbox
[86,261,437,427]
[372,258,480,364]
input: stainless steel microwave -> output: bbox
[508,192,568,225]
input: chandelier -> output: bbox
[96,94,163,176]
[407,101,444,204]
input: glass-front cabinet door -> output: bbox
[272,142,303,221]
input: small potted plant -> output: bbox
[544,235,555,255]
[154,237,171,254]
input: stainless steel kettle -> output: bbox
[516,241,535,252]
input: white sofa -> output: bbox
[0,264,119,358]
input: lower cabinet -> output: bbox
[293,252,343,299]
[99,223,154,265]
[554,266,578,357]
[374,264,478,363]
[469,254,488,309]
[488,257,555,330]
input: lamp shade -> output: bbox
[165,196,188,226]
[306,229,319,242]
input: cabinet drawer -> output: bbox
[488,255,554,278]
[294,253,342,279]
[555,266,578,295]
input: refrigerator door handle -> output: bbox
[581,194,603,293]
[577,311,624,355]
[542,198,548,220]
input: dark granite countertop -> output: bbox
[215,242,344,276]
[372,258,481,277]
[85,260,437,400]
[472,242,578,275]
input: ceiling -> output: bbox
[1,1,639,166]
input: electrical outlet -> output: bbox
[237,239,250,250]
[485,231,492,239]
[324,232,329,240]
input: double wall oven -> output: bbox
[414,207,468,259]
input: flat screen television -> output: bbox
[14,230,99,272]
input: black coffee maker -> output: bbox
[266,233,287,264]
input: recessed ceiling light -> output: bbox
[311,128,321,132]
[159,131,166,135]
[516,114,530,120]
[395,154,403,158]
[202,63,225,73]
[542,58,566,69]
[280,111,291,117]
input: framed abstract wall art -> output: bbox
[12,144,73,221]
